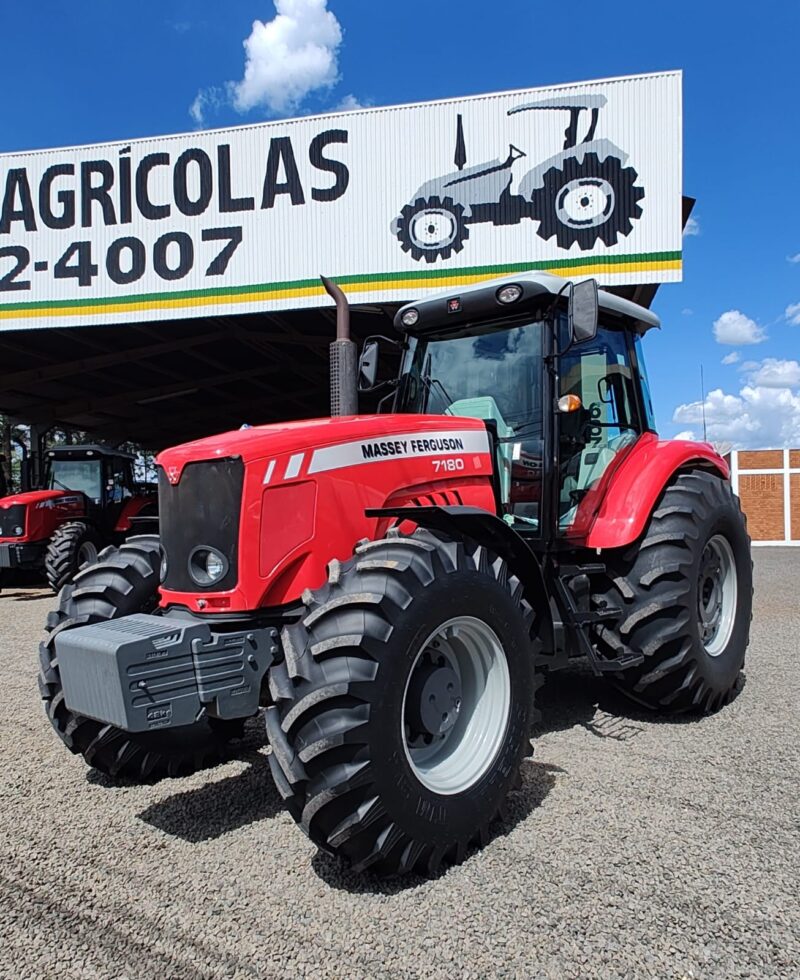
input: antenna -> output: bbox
[700,364,708,441]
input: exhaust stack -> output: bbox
[321,276,358,417]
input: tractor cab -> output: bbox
[42,445,138,523]
[374,271,659,542]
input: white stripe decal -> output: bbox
[307,429,490,475]
[263,460,276,484]
[284,452,305,479]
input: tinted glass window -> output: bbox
[47,460,102,500]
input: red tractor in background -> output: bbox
[39,273,751,877]
[0,445,156,592]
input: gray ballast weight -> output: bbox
[56,614,274,732]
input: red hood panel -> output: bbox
[157,414,487,483]
[0,489,66,508]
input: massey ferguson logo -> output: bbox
[167,466,179,484]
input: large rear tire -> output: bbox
[265,528,540,876]
[45,521,103,593]
[593,471,752,713]
[39,536,243,781]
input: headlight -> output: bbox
[496,283,523,304]
[188,547,228,587]
[160,551,168,583]
[13,526,23,536]
[401,308,419,327]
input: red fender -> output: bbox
[580,433,729,551]
[114,495,157,533]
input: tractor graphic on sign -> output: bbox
[391,96,645,262]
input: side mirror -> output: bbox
[358,339,380,391]
[569,278,599,345]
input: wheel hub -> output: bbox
[407,659,462,737]
[556,177,615,228]
[410,209,457,249]
[401,616,511,795]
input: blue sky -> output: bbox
[1,0,798,446]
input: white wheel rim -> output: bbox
[410,209,457,249]
[556,177,615,228]
[401,616,511,795]
[698,534,737,657]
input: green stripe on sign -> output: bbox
[0,251,682,314]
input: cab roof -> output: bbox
[394,270,661,337]
[45,444,135,461]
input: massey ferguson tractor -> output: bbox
[0,445,156,593]
[38,273,751,877]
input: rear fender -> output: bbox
[367,505,553,651]
[582,436,728,551]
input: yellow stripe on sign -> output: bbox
[0,260,682,320]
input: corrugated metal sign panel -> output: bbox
[0,70,681,332]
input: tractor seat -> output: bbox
[446,396,514,503]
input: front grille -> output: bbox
[158,458,244,592]
[0,504,26,538]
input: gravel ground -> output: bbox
[0,549,798,980]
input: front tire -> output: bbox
[593,471,752,713]
[265,528,539,876]
[395,195,469,263]
[39,536,243,781]
[45,521,103,593]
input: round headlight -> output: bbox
[13,526,23,536]
[401,308,419,327]
[205,552,225,581]
[160,551,168,582]
[188,547,228,587]
[496,283,523,304]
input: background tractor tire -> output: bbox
[45,521,103,593]
[38,535,243,781]
[531,151,644,250]
[265,528,541,877]
[592,471,752,713]
[395,195,469,263]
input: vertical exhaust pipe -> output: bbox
[321,276,358,417]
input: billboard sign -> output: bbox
[0,71,681,331]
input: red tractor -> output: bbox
[0,445,156,593]
[39,273,751,876]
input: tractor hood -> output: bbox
[0,489,69,509]
[157,414,486,484]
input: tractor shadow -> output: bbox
[134,719,281,843]
[0,587,52,602]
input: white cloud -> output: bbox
[672,384,800,448]
[683,215,700,237]
[788,253,800,264]
[334,93,367,111]
[745,358,800,388]
[672,430,696,440]
[231,0,343,116]
[681,308,694,316]
[712,309,766,346]
[786,302,800,325]
[189,86,225,126]
[721,351,740,365]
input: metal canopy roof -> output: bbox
[0,306,399,450]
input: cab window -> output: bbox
[558,327,641,527]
